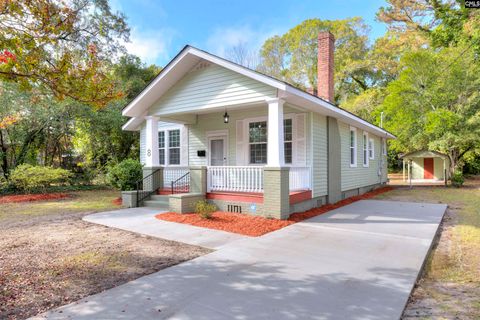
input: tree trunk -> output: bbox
[0,130,9,178]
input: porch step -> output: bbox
[150,195,170,201]
[143,199,169,209]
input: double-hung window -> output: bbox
[248,118,294,164]
[249,121,268,164]
[363,132,369,167]
[368,138,374,160]
[168,129,181,165]
[284,118,293,164]
[158,129,181,165]
[158,131,165,165]
[350,127,357,167]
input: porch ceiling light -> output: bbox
[223,111,230,124]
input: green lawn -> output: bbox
[376,177,480,319]
[0,189,122,222]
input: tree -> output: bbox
[72,55,160,169]
[381,46,480,172]
[0,0,129,107]
[225,42,259,69]
[257,18,371,104]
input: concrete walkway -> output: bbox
[34,200,446,320]
[83,207,247,249]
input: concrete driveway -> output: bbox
[33,200,446,320]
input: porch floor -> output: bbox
[207,190,312,205]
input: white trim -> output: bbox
[362,131,369,167]
[368,138,375,160]
[157,127,185,167]
[382,138,387,156]
[349,126,357,168]
[207,132,228,166]
[242,113,297,166]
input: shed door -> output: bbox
[424,158,434,179]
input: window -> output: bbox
[249,121,267,164]
[284,118,293,164]
[363,132,369,167]
[368,138,374,160]
[168,129,181,165]
[158,131,165,165]
[350,127,357,167]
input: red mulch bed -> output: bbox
[0,193,70,204]
[112,197,123,205]
[155,186,394,237]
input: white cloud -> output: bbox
[205,25,279,59]
[124,28,174,65]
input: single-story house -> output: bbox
[400,150,450,183]
[121,32,395,219]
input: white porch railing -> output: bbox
[206,166,312,193]
[207,166,264,193]
[163,167,189,188]
[289,166,311,192]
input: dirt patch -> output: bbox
[0,193,70,204]
[156,187,394,236]
[0,199,211,320]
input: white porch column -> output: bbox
[145,116,159,167]
[266,98,285,167]
[402,159,405,181]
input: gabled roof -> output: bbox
[122,45,395,139]
[400,150,449,160]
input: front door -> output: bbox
[424,158,434,179]
[209,136,227,166]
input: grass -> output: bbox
[0,189,121,222]
[376,176,480,319]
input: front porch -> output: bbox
[131,97,316,219]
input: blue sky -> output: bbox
[111,0,388,66]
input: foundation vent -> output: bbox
[227,204,242,213]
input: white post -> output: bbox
[266,98,285,167]
[145,116,159,167]
[402,159,405,181]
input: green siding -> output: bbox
[339,121,387,191]
[188,105,301,166]
[311,113,328,197]
[410,157,446,180]
[149,64,276,116]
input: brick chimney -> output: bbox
[317,31,335,102]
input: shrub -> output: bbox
[9,164,72,193]
[194,200,217,219]
[451,171,465,187]
[0,174,9,192]
[107,159,142,191]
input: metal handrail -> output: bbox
[135,168,162,207]
[171,172,190,194]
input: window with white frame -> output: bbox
[158,129,181,165]
[247,117,294,164]
[158,131,165,165]
[284,118,293,164]
[168,129,181,165]
[350,127,357,167]
[249,121,267,164]
[368,138,374,159]
[363,132,369,167]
